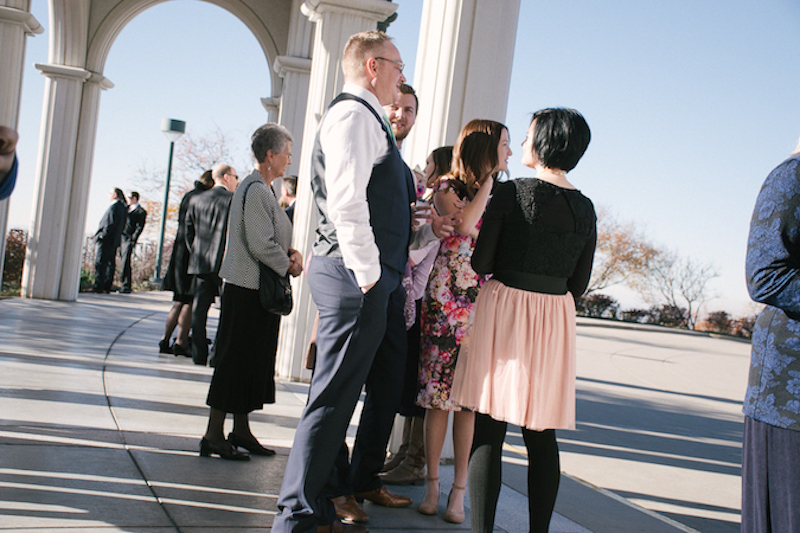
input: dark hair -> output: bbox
[251,123,294,163]
[399,83,418,112]
[530,108,590,172]
[129,191,139,200]
[198,170,214,188]
[451,119,507,199]
[113,188,125,200]
[282,175,297,196]
[431,146,453,178]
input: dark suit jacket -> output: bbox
[185,185,234,275]
[94,199,128,251]
[123,204,147,243]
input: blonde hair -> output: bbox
[342,30,391,79]
[792,138,800,156]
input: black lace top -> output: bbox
[472,178,597,297]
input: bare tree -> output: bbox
[638,250,718,330]
[586,208,659,294]
[132,128,250,241]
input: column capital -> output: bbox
[35,63,92,82]
[261,97,281,113]
[0,6,43,34]
[274,55,312,78]
[301,0,397,24]
[34,64,115,90]
[88,72,115,90]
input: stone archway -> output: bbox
[21,0,313,301]
[7,0,522,384]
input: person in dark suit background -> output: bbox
[90,188,127,293]
[185,163,238,365]
[160,171,214,355]
[118,191,147,293]
[279,175,297,222]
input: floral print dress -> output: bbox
[416,179,488,411]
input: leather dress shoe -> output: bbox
[172,343,191,357]
[199,437,249,461]
[354,485,412,507]
[227,432,276,456]
[332,494,369,523]
[317,519,368,533]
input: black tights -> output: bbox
[468,413,560,533]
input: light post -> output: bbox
[152,118,185,282]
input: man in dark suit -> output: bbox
[118,191,147,293]
[184,164,238,365]
[90,188,128,293]
[280,175,297,222]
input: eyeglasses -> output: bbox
[376,57,405,73]
[227,173,239,180]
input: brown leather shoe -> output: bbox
[317,519,369,533]
[354,485,412,507]
[332,494,369,523]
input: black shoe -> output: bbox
[172,343,191,357]
[159,339,172,354]
[228,432,276,456]
[119,288,132,294]
[199,437,250,461]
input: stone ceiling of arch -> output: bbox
[84,0,292,72]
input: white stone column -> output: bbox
[403,0,521,170]
[58,72,114,300]
[274,0,398,381]
[0,2,42,285]
[399,0,521,460]
[21,64,91,300]
[273,54,312,176]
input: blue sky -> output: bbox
[9,0,800,315]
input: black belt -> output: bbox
[492,270,568,295]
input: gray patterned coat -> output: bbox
[219,170,292,290]
[744,153,800,431]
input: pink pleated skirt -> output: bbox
[451,278,576,431]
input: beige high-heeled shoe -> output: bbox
[444,483,467,523]
[418,476,439,515]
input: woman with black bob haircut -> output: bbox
[452,108,596,533]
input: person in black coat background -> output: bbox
[185,164,238,365]
[119,191,147,293]
[160,171,213,355]
[90,188,128,292]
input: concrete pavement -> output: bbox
[0,292,748,532]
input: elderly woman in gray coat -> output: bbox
[742,138,800,532]
[200,123,303,460]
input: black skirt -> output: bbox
[206,283,280,414]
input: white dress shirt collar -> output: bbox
[342,84,384,117]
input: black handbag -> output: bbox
[242,180,293,315]
[258,262,293,315]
